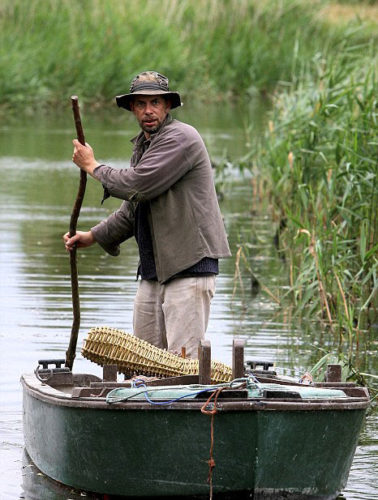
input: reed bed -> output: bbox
[245,39,377,357]
[1,0,374,111]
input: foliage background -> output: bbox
[0,0,376,112]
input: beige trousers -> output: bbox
[133,276,216,359]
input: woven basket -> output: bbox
[82,326,232,383]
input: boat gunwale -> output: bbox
[21,373,371,412]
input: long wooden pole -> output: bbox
[65,96,87,370]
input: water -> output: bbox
[0,102,376,499]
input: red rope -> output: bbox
[200,387,227,499]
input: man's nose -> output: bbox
[145,102,153,114]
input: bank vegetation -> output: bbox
[0,0,376,111]
[232,9,377,375]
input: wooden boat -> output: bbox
[21,336,370,499]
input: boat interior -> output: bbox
[32,339,370,402]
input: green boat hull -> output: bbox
[21,373,368,498]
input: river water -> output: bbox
[0,101,376,499]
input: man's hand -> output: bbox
[63,230,96,252]
[72,140,100,176]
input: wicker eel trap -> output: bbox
[82,326,233,383]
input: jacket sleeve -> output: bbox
[91,200,135,256]
[92,129,195,202]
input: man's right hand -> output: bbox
[63,230,95,252]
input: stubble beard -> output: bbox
[141,121,162,135]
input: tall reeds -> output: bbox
[249,36,377,357]
[0,0,370,111]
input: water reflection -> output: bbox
[22,449,107,500]
[0,105,376,499]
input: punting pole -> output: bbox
[65,96,87,370]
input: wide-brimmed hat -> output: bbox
[116,71,182,111]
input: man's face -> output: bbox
[130,95,171,137]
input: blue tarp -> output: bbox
[106,379,347,405]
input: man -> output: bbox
[64,71,231,358]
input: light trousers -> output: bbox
[133,276,216,359]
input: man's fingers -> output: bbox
[72,139,91,149]
[63,232,73,247]
[64,233,79,250]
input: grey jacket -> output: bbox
[91,117,231,283]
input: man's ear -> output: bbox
[165,98,172,111]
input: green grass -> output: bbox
[0,0,376,112]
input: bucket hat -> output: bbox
[116,71,182,111]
